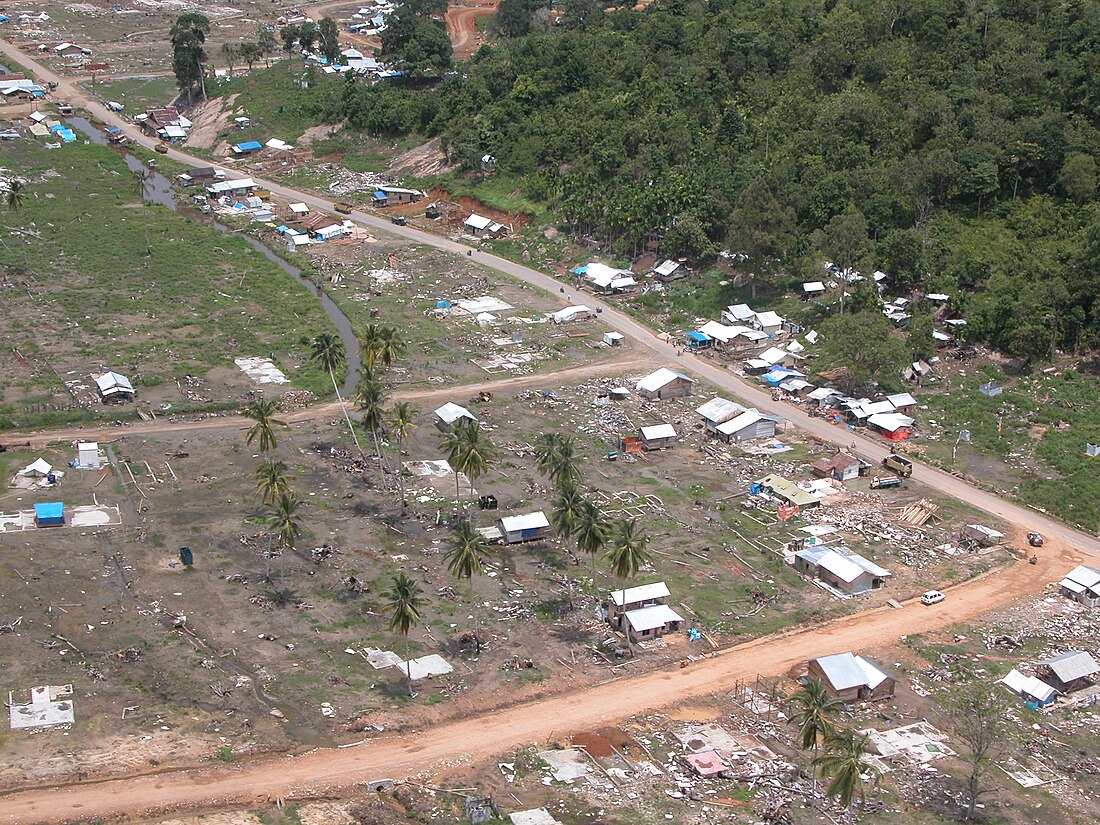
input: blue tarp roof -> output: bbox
[684,331,710,343]
[58,129,76,142]
[372,190,387,200]
[34,502,63,519]
[235,141,262,151]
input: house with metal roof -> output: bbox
[807,652,895,702]
[722,303,756,324]
[574,263,636,293]
[635,368,694,401]
[695,397,745,433]
[792,547,891,596]
[464,213,505,237]
[622,604,684,643]
[550,305,593,324]
[433,402,477,432]
[1060,565,1100,607]
[607,581,682,643]
[499,511,550,544]
[639,423,677,451]
[94,371,135,403]
[1037,651,1100,694]
[999,668,1059,708]
[811,451,864,482]
[756,474,820,509]
[716,409,778,443]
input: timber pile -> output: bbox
[898,498,940,527]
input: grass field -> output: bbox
[0,138,335,427]
[83,75,179,114]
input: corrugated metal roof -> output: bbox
[695,397,743,423]
[1063,565,1100,589]
[717,409,775,435]
[95,371,133,394]
[814,652,890,691]
[725,303,755,321]
[1000,668,1058,702]
[640,424,676,440]
[434,402,476,424]
[500,511,549,532]
[636,368,693,393]
[624,604,684,632]
[610,581,671,606]
[1038,651,1100,682]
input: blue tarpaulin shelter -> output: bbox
[34,502,64,527]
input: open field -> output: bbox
[81,73,179,113]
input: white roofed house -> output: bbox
[752,310,785,336]
[999,668,1059,708]
[433,402,477,432]
[94,370,135,403]
[886,392,917,415]
[636,368,695,401]
[576,262,636,293]
[653,259,682,279]
[499,511,551,544]
[1059,565,1100,607]
[723,303,756,324]
[464,213,505,238]
[807,652,895,702]
[638,423,677,450]
[792,547,891,596]
[695,396,745,435]
[802,281,826,299]
[1037,652,1100,694]
[550,305,593,324]
[607,581,683,642]
[716,409,778,443]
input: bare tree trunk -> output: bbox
[330,368,365,458]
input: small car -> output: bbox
[1027,531,1044,547]
[921,590,946,606]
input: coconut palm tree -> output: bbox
[549,482,585,607]
[254,458,293,505]
[372,325,405,372]
[132,169,152,257]
[5,179,27,212]
[355,375,389,485]
[442,419,492,517]
[309,333,364,457]
[603,518,648,655]
[389,401,418,507]
[243,398,286,452]
[265,492,302,577]
[790,677,843,797]
[445,520,487,651]
[534,433,582,491]
[357,324,384,370]
[384,572,425,696]
[815,728,877,819]
[573,498,611,593]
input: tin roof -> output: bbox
[610,581,670,606]
[813,652,892,691]
[500,511,549,532]
[624,604,684,632]
[1038,651,1100,683]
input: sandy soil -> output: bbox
[446,2,499,61]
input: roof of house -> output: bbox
[1061,565,1100,592]
[550,305,592,322]
[289,202,309,213]
[94,371,134,394]
[717,409,775,435]
[208,178,256,193]
[234,140,263,152]
[636,368,694,393]
[1038,651,1100,683]
[803,281,826,292]
[464,213,492,230]
[754,310,783,327]
[33,502,63,519]
[624,604,684,632]
[813,452,860,473]
[640,423,677,440]
[1000,668,1059,703]
[813,652,892,691]
[684,331,710,343]
[577,262,632,282]
[795,547,890,583]
[610,581,671,606]
[758,474,818,508]
[500,511,550,532]
[758,346,790,365]
[867,412,914,432]
[696,321,746,343]
[887,392,917,408]
[434,402,476,424]
[654,259,680,277]
[808,387,841,402]
[965,524,1004,539]
[695,396,744,424]
[725,303,756,321]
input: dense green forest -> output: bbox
[297,0,1100,359]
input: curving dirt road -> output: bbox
[446,2,499,60]
[3,35,1100,824]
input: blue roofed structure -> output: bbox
[34,502,64,527]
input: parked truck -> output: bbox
[334,201,354,214]
[881,454,913,477]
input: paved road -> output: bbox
[2,34,1099,824]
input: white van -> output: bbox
[921,590,946,605]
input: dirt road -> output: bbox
[1,357,651,448]
[0,541,1080,824]
[3,36,1100,823]
[446,2,499,60]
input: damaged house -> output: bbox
[807,652,896,702]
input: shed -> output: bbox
[464,213,505,237]
[999,669,1058,708]
[695,397,744,433]
[802,281,826,298]
[867,412,913,440]
[288,202,309,215]
[622,604,684,642]
[433,402,477,432]
[756,474,819,509]
[962,524,1004,546]
[716,409,777,443]
[639,423,677,450]
[34,502,64,527]
[76,442,100,470]
[1037,651,1100,694]
[94,371,135,402]
[808,652,895,702]
[811,451,862,481]
[608,581,671,627]
[635,368,695,401]
[499,511,550,544]
[1059,565,1100,607]
[793,547,891,595]
[602,331,624,346]
[550,305,593,324]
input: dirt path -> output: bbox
[0,542,1080,825]
[3,35,1100,824]
[446,2,499,60]
[1,357,650,448]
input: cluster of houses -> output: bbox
[135,107,192,143]
[36,42,92,59]
[348,2,396,36]
[230,137,295,158]
[0,72,46,102]
[21,110,76,143]
[566,259,687,295]
[1000,651,1100,709]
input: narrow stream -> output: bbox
[70,117,362,396]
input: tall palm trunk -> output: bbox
[371,429,385,488]
[395,438,407,508]
[330,367,365,457]
[404,638,413,696]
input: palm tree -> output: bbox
[243,398,286,452]
[6,179,27,211]
[254,458,293,505]
[790,677,843,797]
[309,333,364,457]
[442,419,493,517]
[372,326,406,372]
[357,324,384,370]
[355,374,389,485]
[573,498,610,593]
[603,518,648,655]
[534,433,582,491]
[265,492,303,577]
[389,401,418,507]
[815,728,878,819]
[132,169,152,258]
[549,482,585,608]
[384,572,425,696]
[445,521,487,652]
